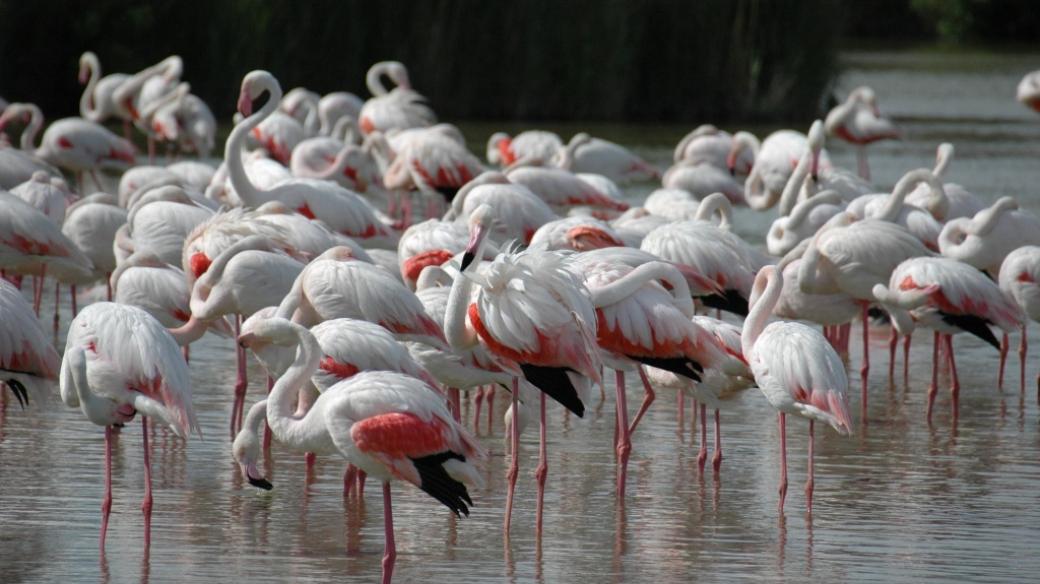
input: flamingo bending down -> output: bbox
[874,257,1023,421]
[743,266,852,513]
[529,216,627,252]
[673,125,756,174]
[236,317,483,584]
[359,61,436,135]
[60,302,199,550]
[0,278,60,405]
[555,133,658,184]
[487,130,563,167]
[999,247,1040,401]
[938,197,1040,276]
[445,204,602,534]
[824,86,899,180]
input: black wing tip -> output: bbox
[701,289,749,317]
[6,379,28,409]
[633,356,704,383]
[940,313,1000,350]
[519,364,586,417]
[411,452,473,516]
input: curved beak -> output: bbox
[461,224,488,271]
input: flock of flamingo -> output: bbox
[3,55,1040,583]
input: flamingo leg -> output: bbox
[33,267,47,315]
[147,136,156,164]
[1020,325,1028,398]
[927,331,939,422]
[343,464,357,497]
[70,284,78,317]
[182,345,190,364]
[232,315,247,436]
[999,333,1009,390]
[357,470,367,497]
[856,145,870,181]
[100,425,114,552]
[448,387,461,423]
[535,392,548,536]
[504,377,519,534]
[106,272,112,301]
[677,390,685,431]
[712,409,723,473]
[473,386,485,434]
[778,412,788,512]
[627,366,656,436]
[614,370,630,498]
[381,482,396,584]
[887,326,898,381]
[902,334,912,383]
[806,419,815,514]
[486,386,495,433]
[263,375,274,452]
[697,403,708,473]
[860,304,870,420]
[946,334,960,422]
[141,417,153,550]
[90,170,104,193]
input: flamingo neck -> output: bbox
[266,324,323,442]
[366,64,391,96]
[778,148,813,217]
[742,269,782,357]
[167,315,209,346]
[588,261,694,317]
[79,56,101,121]
[444,239,486,351]
[21,105,44,151]
[971,197,1017,237]
[693,193,732,229]
[225,80,281,208]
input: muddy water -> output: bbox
[3,48,1040,583]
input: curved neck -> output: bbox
[694,193,732,229]
[79,55,101,120]
[971,197,1017,236]
[366,63,394,96]
[742,269,782,355]
[168,315,209,345]
[332,116,357,143]
[196,235,274,290]
[445,172,509,220]
[225,81,281,208]
[300,96,320,135]
[21,105,43,151]
[779,148,812,217]
[882,169,947,221]
[589,262,694,317]
[788,190,841,229]
[745,168,779,211]
[267,324,323,439]
[445,234,488,350]
[315,144,358,180]
[933,143,954,177]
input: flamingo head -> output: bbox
[461,204,494,271]
[237,316,298,349]
[232,424,272,491]
[238,70,278,118]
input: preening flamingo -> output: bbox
[445,171,558,245]
[846,168,948,251]
[446,204,602,533]
[938,196,1040,275]
[78,52,131,131]
[487,130,563,167]
[673,125,756,174]
[10,170,70,224]
[556,133,658,184]
[236,317,483,584]
[998,246,1040,400]
[359,61,436,135]
[873,256,1022,421]
[60,302,199,550]
[0,278,60,405]
[742,265,852,513]
[776,120,871,217]
[739,129,825,211]
[905,143,984,219]
[661,162,746,206]
[824,86,899,180]
[529,216,627,252]
[766,190,845,257]
[62,192,127,309]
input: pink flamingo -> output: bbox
[674,125,756,174]
[445,204,602,534]
[383,124,483,220]
[237,317,483,584]
[504,159,630,215]
[487,130,562,167]
[874,257,1023,422]
[0,278,60,406]
[824,86,899,180]
[999,246,1040,401]
[358,61,436,135]
[742,265,852,513]
[78,52,131,133]
[556,132,659,184]
[529,216,627,251]
[60,302,199,550]
[62,193,127,310]
[445,171,559,245]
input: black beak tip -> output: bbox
[460,251,475,271]
[249,476,274,491]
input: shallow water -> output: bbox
[4,48,1040,583]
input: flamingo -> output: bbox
[824,86,899,180]
[397,218,499,290]
[742,265,852,512]
[121,189,213,267]
[661,162,746,206]
[382,124,483,218]
[61,192,127,310]
[111,55,182,158]
[776,120,871,217]
[1016,70,1040,113]
[60,302,199,550]
[10,170,70,224]
[873,257,1022,421]
[846,168,948,251]
[938,197,1040,276]
[766,190,845,257]
[737,129,826,211]
[774,252,860,355]
[555,133,658,184]
[359,61,436,135]
[504,161,630,215]
[486,130,563,167]
[643,315,753,473]
[799,214,930,415]
[445,171,558,245]
[78,52,131,131]
[445,204,602,533]
[998,246,1040,401]
[0,144,61,190]
[318,92,365,135]
[529,216,627,252]
[111,252,196,327]
[229,71,398,249]
[905,143,985,220]
[673,125,756,174]
[0,278,60,406]
[237,315,483,584]
[289,125,378,193]
[609,208,672,245]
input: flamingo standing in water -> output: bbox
[742,265,852,513]
[825,86,899,180]
[445,204,602,534]
[236,317,483,584]
[1,278,60,405]
[999,247,1040,401]
[60,302,199,550]
[873,257,1022,422]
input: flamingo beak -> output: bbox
[238,90,253,117]
[237,332,257,349]
[461,224,488,271]
[811,149,820,180]
[78,67,88,84]
[244,463,273,490]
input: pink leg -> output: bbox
[263,375,274,452]
[70,284,78,317]
[614,370,631,498]
[697,403,707,473]
[504,377,520,533]
[677,391,685,430]
[232,315,247,436]
[141,417,153,550]
[357,470,367,497]
[778,412,788,512]
[860,304,870,420]
[449,387,461,423]
[486,386,495,433]
[903,334,912,383]
[53,281,61,336]
[535,392,548,535]
[90,170,104,193]
[927,331,939,422]
[33,266,47,315]
[711,409,723,473]
[100,425,114,552]
[343,464,357,497]
[473,387,485,434]
[381,482,396,584]
[946,334,959,422]
[887,327,898,381]
[806,419,815,514]
[627,366,656,436]
[999,333,1009,390]
[106,273,112,301]
[1020,325,1028,398]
